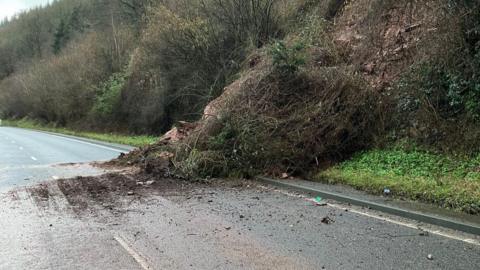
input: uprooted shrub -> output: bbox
[157,7,376,179]
[174,65,378,178]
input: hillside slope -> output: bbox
[118,0,480,213]
[1,0,479,212]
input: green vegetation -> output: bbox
[270,41,306,74]
[0,0,283,134]
[315,146,480,214]
[92,71,127,120]
[389,1,480,152]
[1,0,480,213]
[1,119,156,147]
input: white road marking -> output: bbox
[114,234,152,270]
[43,133,127,153]
[261,185,480,246]
[30,156,37,161]
[327,202,480,246]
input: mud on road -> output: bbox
[1,171,480,270]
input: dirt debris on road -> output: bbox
[2,170,478,270]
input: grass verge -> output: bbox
[314,146,480,214]
[1,118,157,147]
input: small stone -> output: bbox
[427,254,433,260]
[321,216,334,225]
[146,180,155,185]
[419,231,429,236]
[127,191,135,196]
[239,215,245,219]
[49,224,53,227]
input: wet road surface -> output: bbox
[0,127,130,191]
[0,175,479,270]
[0,127,479,269]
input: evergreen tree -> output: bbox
[52,18,69,54]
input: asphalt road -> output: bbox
[0,177,479,270]
[0,127,479,269]
[0,127,130,190]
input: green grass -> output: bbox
[314,146,480,214]
[1,118,157,147]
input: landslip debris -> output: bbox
[321,216,335,225]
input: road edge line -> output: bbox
[4,126,135,152]
[39,130,135,152]
[256,176,480,236]
[114,234,152,270]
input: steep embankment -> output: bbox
[118,0,480,214]
[0,0,478,212]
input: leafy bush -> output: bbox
[92,72,127,119]
[270,41,306,74]
[401,64,480,119]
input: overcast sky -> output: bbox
[0,0,51,20]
